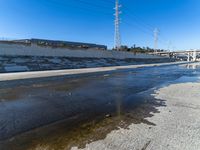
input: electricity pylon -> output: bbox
[168,41,172,52]
[114,0,121,50]
[154,28,159,53]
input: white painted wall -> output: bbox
[0,43,164,59]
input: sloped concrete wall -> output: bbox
[0,55,174,73]
[0,43,163,59]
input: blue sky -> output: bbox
[0,0,199,50]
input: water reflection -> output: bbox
[174,76,200,83]
[185,63,200,69]
[115,83,122,119]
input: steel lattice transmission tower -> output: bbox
[154,28,159,53]
[114,0,121,50]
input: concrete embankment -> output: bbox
[0,61,191,81]
[0,55,174,73]
[0,42,173,73]
[0,42,163,59]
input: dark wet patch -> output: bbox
[0,80,80,101]
[0,88,166,150]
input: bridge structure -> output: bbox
[152,50,200,62]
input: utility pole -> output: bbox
[154,28,159,54]
[114,0,121,50]
[193,50,197,61]
[168,41,172,52]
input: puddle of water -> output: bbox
[0,91,165,150]
[0,72,168,150]
[175,76,200,83]
[184,63,200,70]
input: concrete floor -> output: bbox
[72,75,200,150]
[0,62,200,150]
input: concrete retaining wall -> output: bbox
[0,43,163,59]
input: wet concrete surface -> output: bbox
[0,63,200,150]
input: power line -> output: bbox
[48,0,176,50]
[48,0,113,15]
[119,3,176,50]
[75,0,112,9]
[65,0,172,49]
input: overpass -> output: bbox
[152,50,200,62]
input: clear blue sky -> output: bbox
[0,0,199,50]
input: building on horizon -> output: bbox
[5,38,107,50]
